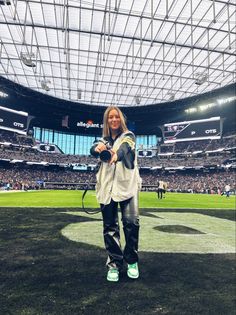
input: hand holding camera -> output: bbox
[94,142,107,154]
[95,140,117,164]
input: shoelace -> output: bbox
[129,263,137,269]
[109,268,118,273]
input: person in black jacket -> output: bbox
[90,106,142,282]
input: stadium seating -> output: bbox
[0,130,235,194]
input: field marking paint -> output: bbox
[61,212,235,254]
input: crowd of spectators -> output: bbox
[185,140,210,152]
[140,170,235,194]
[0,164,235,194]
[0,130,235,168]
[0,167,95,190]
[205,138,229,151]
[0,146,97,164]
[0,145,234,168]
[138,153,233,168]
[0,130,19,143]
[174,141,191,153]
[159,145,174,153]
[158,136,236,154]
[0,130,235,194]
[0,130,34,146]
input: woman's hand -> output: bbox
[109,150,118,165]
[95,143,107,153]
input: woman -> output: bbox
[90,106,142,282]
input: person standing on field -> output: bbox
[225,184,231,197]
[90,106,142,282]
[157,180,166,199]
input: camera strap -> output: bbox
[81,161,116,215]
[82,184,101,215]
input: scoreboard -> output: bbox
[0,106,28,135]
[164,117,222,143]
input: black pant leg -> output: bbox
[101,200,123,270]
[120,194,139,264]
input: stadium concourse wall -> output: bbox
[43,180,235,195]
[44,181,159,192]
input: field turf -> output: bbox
[0,190,235,208]
[0,190,235,314]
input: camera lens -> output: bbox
[100,150,112,162]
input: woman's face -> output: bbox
[108,109,121,133]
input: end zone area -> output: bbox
[0,191,235,314]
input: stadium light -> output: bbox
[167,92,175,101]
[217,96,236,105]
[186,96,236,114]
[194,72,208,85]
[135,95,141,105]
[199,103,215,111]
[41,79,51,91]
[185,107,197,114]
[77,89,82,100]
[20,52,36,68]
[0,91,8,97]
[199,105,208,111]
[186,102,216,114]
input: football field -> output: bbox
[0,189,235,208]
[0,190,235,314]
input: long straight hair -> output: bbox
[102,106,128,137]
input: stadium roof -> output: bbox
[0,0,235,107]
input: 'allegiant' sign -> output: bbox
[76,120,103,129]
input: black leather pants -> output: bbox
[101,194,139,270]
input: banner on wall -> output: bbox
[163,117,222,143]
[0,106,29,134]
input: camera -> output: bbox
[100,149,112,162]
[97,140,113,162]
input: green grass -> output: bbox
[0,189,235,314]
[0,190,235,209]
[0,206,235,315]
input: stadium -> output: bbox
[0,1,235,314]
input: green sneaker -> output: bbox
[127,262,139,279]
[107,268,119,282]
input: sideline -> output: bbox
[0,190,35,193]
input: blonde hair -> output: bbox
[102,106,128,137]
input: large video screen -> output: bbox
[0,106,28,135]
[164,117,221,143]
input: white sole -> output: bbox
[127,273,139,279]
